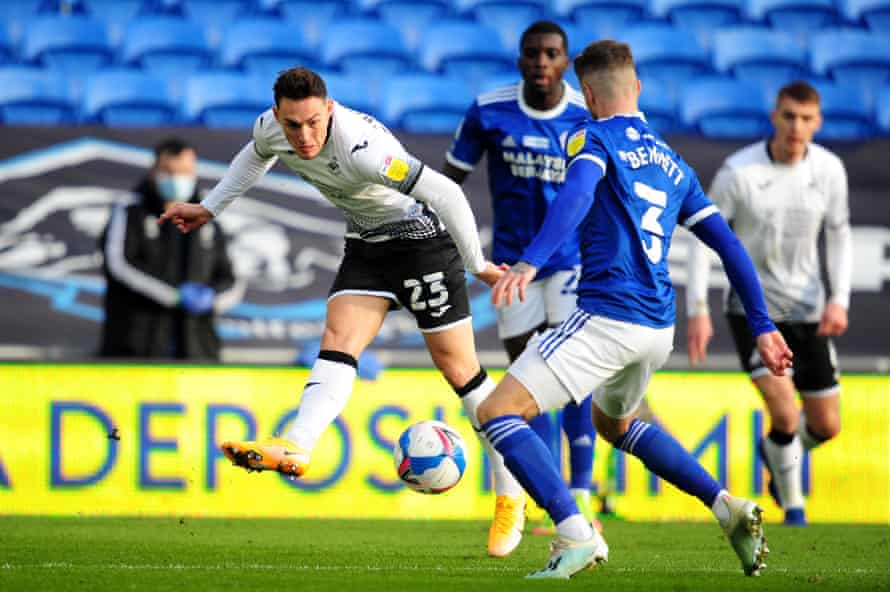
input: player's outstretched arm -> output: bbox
[158,203,212,234]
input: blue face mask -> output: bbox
[155,173,197,202]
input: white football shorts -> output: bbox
[509,310,674,419]
[497,268,579,339]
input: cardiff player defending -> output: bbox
[686,81,851,526]
[476,40,793,579]
[443,20,598,556]
[159,68,514,553]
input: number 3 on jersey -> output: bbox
[634,181,667,264]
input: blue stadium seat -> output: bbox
[376,1,451,51]
[748,0,839,41]
[712,27,807,92]
[22,16,113,75]
[420,20,513,84]
[82,69,176,126]
[0,66,75,124]
[184,0,243,48]
[238,0,286,17]
[382,74,473,132]
[877,85,890,135]
[137,0,187,16]
[475,73,520,94]
[639,77,679,134]
[220,19,318,78]
[324,72,380,118]
[183,72,270,128]
[554,0,648,28]
[0,26,13,65]
[85,0,140,45]
[37,0,89,14]
[650,0,744,47]
[809,82,872,141]
[810,30,890,95]
[320,19,412,76]
[460,1,549,50]
[121,17,211,75]
[0,1,39,45]
[680,77,771,138]
[843,0,890,32]
[620,24,712,93]
[280,0,346,48]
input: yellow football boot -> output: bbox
[487,494,526,557]
[221,437,310,477]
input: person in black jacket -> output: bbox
[99,138,243,360]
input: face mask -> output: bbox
[155,173,197,202]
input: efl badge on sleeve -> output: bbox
[567,129,586,158]
[382,156,410,182]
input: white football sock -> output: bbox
[459,374,524,498]
[762,434,805,510]
[556,514,594,541]
[711,490,731,527]
[284,354,356,452]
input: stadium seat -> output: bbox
[36,0,89,14]
[280,0,346,48]
[81,69,176,126]
[137,0,187,16]
[554,0,648,28]
[711,27,807,92]
[809,82,872,141]
[475,73,519,94]
[121,17,211,75]
[22,16,113,75]
[420,20,513,84]
[639,77,679,134]
[680,77,771,138]
[183,71,270,128]
[320,19,413,76]
[461,1,549,50]
[748,0,839,40]
[0,66,75,124]
[86,0,140,45]
[184,0,243,48]
[877,85,890,135]
[650,0,744,47]
[619,24,712,93]
[220,19,319,78]
[382,74,473,133]
[810,30,890,96]
[324,72,380,118]
[0,26,12,65]
[842,0,890,32]
[376,1,451,51]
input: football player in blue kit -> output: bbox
[443,21,599,557]
[475,40,794,579]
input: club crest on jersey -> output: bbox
[567,129,586,157]
[327,157,341,174]
[382,156,410,182]
[626,127,641,141]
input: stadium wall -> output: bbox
[1,363,887,524]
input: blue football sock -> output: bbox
[615,419,722,507]
[529,412,556,462]
[483,415,579,524]
[563,397,595,491]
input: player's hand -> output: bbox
[817,302,848,337]
[491,261,538,308]
[158,203,212,234]
[473,261,507,288]
[686,313,714,367]
[755,330,793,376]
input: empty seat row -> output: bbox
[1,65,889,141]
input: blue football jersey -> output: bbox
[564,113,716,328]
[447,81,590,280]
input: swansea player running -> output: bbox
[443,20,598,556]
[159,68,511,553]
[686,81,851,526]
[476,41,792,578]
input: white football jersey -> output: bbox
[252,103,442,241]
[706,140,851,322]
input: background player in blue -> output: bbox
[442,20,599,556]
[473,40,794,579]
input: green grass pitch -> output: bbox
[1,517,888,591]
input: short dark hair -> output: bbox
[274,67,327,106]
[519,20,568,53]
[574,40,635,81]
[153,137,192,160]
[777,81,820,107]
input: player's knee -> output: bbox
[809,415,841,441]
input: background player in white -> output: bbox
[474,40,793,579]
[159,68,513,553]
[686,81,851,526]
[442,20,598,556]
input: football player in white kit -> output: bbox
[159,68,514,550]
[686,81,852,526]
